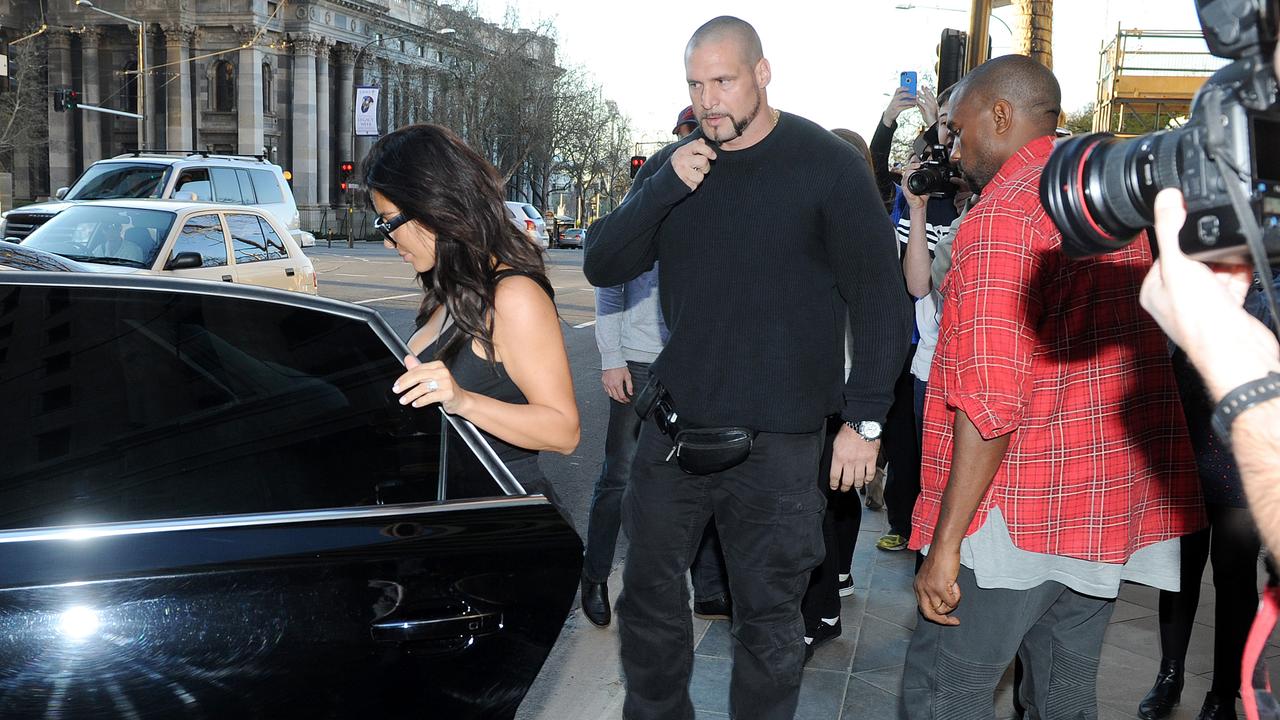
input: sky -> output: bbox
[465,0,1206,144]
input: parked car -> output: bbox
[0,151,311,249]
[0,272,582,717]
[558,227,586,249]
[504,201,550,249]
[18,200,318,294]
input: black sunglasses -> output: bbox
[374,212,410,245]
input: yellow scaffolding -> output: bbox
[1094,27,1227,136]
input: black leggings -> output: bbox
[1157,504,1261,695]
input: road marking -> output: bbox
[572,320,596,329]
[354,293,419,305]
[331,273,367,277]
[384,276,413,280]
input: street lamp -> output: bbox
[345,27,455,245]
[75,0,145,150]
[894,3,1014,36]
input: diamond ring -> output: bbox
[426,379,440,393]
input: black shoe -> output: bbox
[1195,691,1238,720]
[693,594,732,621]
[580,577,610,627]
[1138,658,1185,720]
[803,617,842,665]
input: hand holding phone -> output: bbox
[900,71,918,98]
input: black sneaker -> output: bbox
[803,617,842,664]
[837,574,855,598]
[693,595,732,621]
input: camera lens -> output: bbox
[1040,131,1181,257]
[907,167,940,196]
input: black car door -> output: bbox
[0,275,581,719]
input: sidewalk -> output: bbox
[519,506,1280,720]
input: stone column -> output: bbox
[237,27,264,156]
[163,24,194,152]
[46,27,74,194]
[380,58,394,133]
[353,53,375,172]
[315,40,331,206]
[290,34,319,207]
[335,44,355,172]
[146,26,162,150]
[80,28,104,165]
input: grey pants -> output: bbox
[900,565,1116,719]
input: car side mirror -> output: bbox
[54,187,69,200]
[165,252,203,270]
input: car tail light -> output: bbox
[525,219,536,234]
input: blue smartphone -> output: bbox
[900,71,918,98]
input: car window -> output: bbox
[236,170,257,204]
[226,213,273,263]
[257,217,287,259]
[20,206,175,269]
[0,282,508,530]
[173,168,212,201]
[250,170,284,205]
[170,214,228,267]
[520,205,541,220]
[210,168,243,204]
[64,163,168,200]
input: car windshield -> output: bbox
[520,206,541,220]
[22,206,176,269]
[64,163,169,200]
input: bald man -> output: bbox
[584,15,911,720]
[900,55,1203,718]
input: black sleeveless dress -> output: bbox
[417,270,563,509]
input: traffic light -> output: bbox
[338,161,354,193]
[53,86,65,112]
[65,88,79,111]
[629,155,646,179]
[936,29,967,94]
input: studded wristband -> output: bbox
[1210,371,1280,444]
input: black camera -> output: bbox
[908,141,962,196]
[1040,0,1280,262]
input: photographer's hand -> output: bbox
[1140,188,1280,400]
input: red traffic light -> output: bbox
[339,181,349,191]
[629,155,647,178]
[340,162,354,173]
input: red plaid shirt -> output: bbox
[909,135,1203,563]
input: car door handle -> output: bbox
[285,267,295,277]
[370,609,503,645]
[221,274,233,282]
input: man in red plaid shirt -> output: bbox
[899,55,1204,719]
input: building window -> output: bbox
[262,62,273,113]
[214,60,235,112]
[121,61,138,112]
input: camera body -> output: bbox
[1040,0,1280,262]
[908,141,962,197]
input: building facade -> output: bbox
[0,0,557,228]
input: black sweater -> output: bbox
[583,112,912,432]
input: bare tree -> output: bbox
[0,35,50,171]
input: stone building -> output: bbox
[0,0,558,228]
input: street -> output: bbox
[307,241,612,549]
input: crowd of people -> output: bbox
[361,13,1280,720]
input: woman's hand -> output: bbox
[901,159,927,211]
[394,355,473,415]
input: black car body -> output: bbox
[0,273,581,718]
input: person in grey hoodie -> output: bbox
[579,108,730,628]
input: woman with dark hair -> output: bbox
[364,123,580,502]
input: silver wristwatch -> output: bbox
[845,420,883,442]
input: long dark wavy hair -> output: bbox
[362,124,549,365]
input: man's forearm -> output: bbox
[1233,401,1280,553]
[932,410,1012,549]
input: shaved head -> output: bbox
[954,54,1061,134]
[686,16,763,66]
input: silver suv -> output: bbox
[504,201,550,249]
[1,152,303,245]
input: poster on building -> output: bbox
[354,86,380,136]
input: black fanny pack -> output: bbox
[634,378,755,475]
